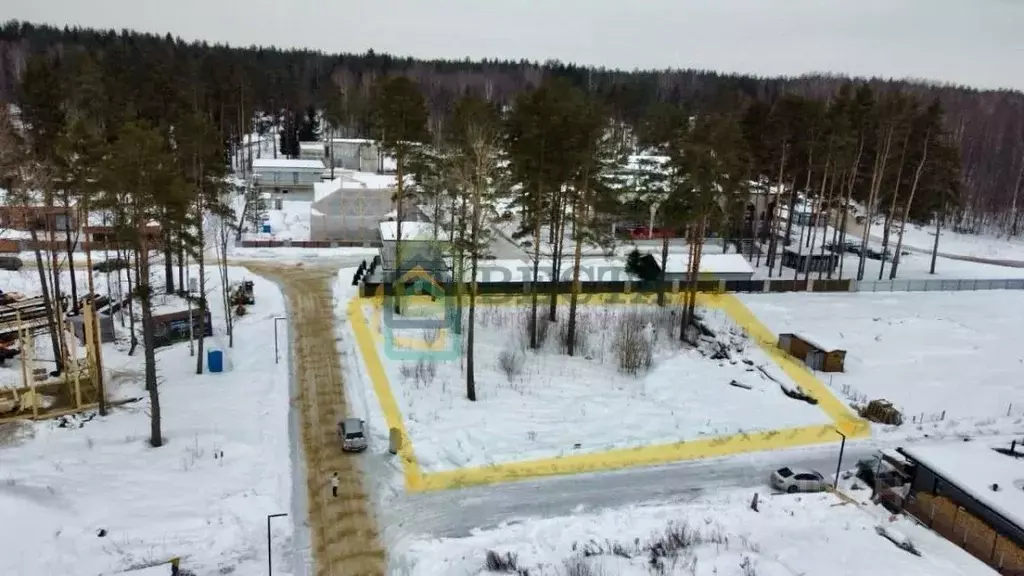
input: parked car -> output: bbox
[0,256,24,271]
[770,467,827,493]
[338,418,368,452]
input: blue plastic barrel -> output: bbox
[261,224,271,234]
[207,349,224,373]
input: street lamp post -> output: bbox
[267,512,288,575]
[273,316,286,364]
[834,428,847,489]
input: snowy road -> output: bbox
[377,438,884,540]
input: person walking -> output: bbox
[330,472,339,498]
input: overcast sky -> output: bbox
[4,0,1023,91]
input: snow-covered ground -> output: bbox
[394,485,991,575]
[0,266,294,576]
[748,241,1024,280]
[739,290,1024,427]
[855,217,1024,262]
[351,295,832,474]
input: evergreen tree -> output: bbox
[298,104,320,142]
[96,121,190,448]
[372,76,429,313]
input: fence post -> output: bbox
[807,278,815,292]
[763,279,770,292]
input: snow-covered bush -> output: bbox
[497,347,524,381]
[614,312,655,375]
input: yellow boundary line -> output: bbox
[347,292,869,493]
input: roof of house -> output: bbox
[329,138,376,145]
[252,158,325,171]
[534,256,634,282]
[448,258,542,283]
[661,253,756,276]
[379,220,445,242]
[782,332,843,353]
[901,441,1024,530]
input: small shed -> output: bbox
[778,332,846,372]
[781,249,838,273]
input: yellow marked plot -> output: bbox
[347,290,869,493]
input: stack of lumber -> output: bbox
[0,296,50,339]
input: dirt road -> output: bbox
[245,262,386,576]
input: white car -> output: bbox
[770,467,827,493]
[338,418,368,452]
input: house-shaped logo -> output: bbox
[377,265,461,361]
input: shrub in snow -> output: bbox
[614,312,655,375]
[414,359,436,384]
[562,554,605,576]
[497,347,525,381]
[557,311,592,355]
[647,521,701,571]
[740,555,758,576]
[519,309,551,349]
[400,359,437,385]
[484,550,527,574]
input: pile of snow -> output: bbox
[396,488,989,575]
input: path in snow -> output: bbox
[246,262,386,576]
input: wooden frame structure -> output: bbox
[0,299,104,422]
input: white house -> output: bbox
[251,158,325,206]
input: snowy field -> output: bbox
[858,218,1024,262]
[395,486,991,576]
[349,292,833,474]
[739,290,1024,426]
[0,266,294,576]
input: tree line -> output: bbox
[0,20,1021,235]
[0,45,233,449]
[369,70,959,402]
[0,19,967,410]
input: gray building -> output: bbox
[326,138,380,172]
[309,176,399,244]
[251,158,325,205]
[299,142,326,162]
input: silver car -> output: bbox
[770,467,827,493]
[338,418,368,452]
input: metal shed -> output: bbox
[781,249,838,273]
